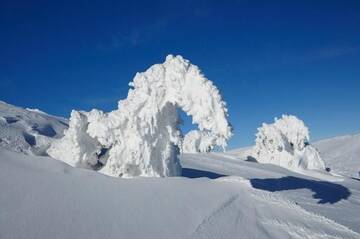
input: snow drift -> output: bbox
[252,115,326,172]
[48,55,232,177]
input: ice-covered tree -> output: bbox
[252,115,325,172]
[48,55,232,177]
[47,110,104,169]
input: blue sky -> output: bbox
[1,1,360,149]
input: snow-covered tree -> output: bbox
[48,55,232,177]
[252,115,325,172]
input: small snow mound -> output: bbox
[252,115,326,173]
[48,55,232,177]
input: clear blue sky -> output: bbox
[1,1,360,149]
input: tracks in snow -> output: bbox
[189,174,360,239]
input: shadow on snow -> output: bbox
[250,176,351,204]
[181,167,351,204]
[182,168,226,179]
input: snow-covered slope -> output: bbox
[314,134,360,178]
[0,101,68,155]
[1,102,360,238]
[1,148,360,239]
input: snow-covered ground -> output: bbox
[1,101,360,239]
[1,148,360,239]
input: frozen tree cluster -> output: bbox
[48,55,232,177]
[252,115,326,172]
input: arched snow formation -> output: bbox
[48,55,232,177]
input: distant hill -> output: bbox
[0,101,68,156]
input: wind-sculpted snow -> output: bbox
[48,55,232,177]
[252,115,326,173]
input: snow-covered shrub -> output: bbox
[252,115,325,172]
[48,55,232,177]
[181,130,217,153]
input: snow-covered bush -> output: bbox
[48,55,232,177]
[252,115,325,172]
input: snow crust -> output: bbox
[252,115,326,172]
[48,55,232,177]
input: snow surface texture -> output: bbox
[0,101,68,156]
[252,115,326,173]
[48,55,232,177]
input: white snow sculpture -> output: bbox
[252,115,325,172]
[48,55,232,177]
